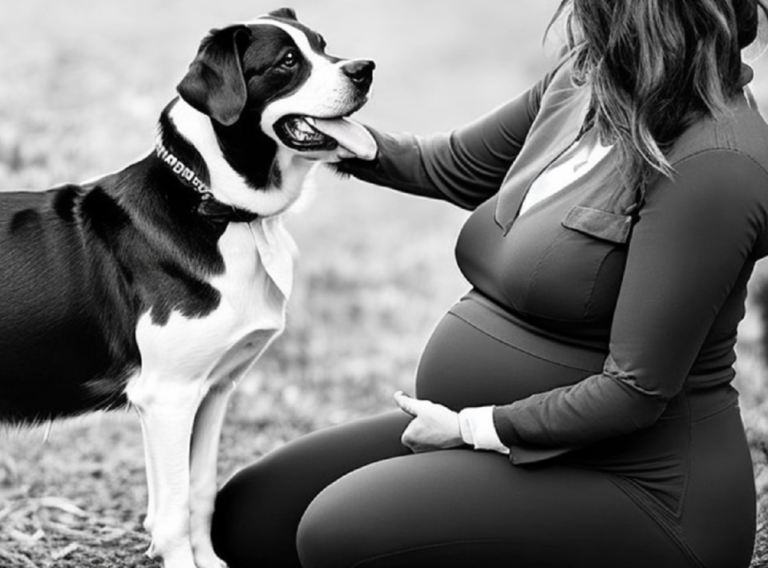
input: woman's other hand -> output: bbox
[394,391,464,452]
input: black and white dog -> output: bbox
[0,8,374,568]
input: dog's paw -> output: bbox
[153,547,197,568]
[192,546,228,568]
[146,538,198,568]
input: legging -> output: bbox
[210,311,756,568]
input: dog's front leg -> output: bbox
[189,331,277,568]
[189,379,236,568]
[128,375,205,568]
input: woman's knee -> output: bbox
[212,456,307,567]
[213,413,410,567]
[296,456,413,568]
[296,475,366,568]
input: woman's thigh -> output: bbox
[297,449,692,568]
[211,411,411,568]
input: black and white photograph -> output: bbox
[0,1,768,567]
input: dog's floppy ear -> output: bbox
[268,7,298,21]
[177,25,252,126]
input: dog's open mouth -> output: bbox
[276,115,340,151]
[274,114,377,160]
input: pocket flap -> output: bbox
[561,205,633,244]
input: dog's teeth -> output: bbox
[283,116,330,146]
[297,121,315,135]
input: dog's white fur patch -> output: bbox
[167,100,314,217]
[126,219,294,567]
[252,19,365,134]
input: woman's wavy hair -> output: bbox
[549,0,768,192]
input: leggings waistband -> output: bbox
[662,385,739,423]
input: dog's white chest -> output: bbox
[133,218,295,384]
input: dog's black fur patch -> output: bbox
[0,148,235,423]
[210,24,313,189]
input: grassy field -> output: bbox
[0,1,767,566]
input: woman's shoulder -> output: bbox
[667,92,768,178]
[646,97,768,252]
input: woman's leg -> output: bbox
[211,411,411,568]
[297,449,693,568]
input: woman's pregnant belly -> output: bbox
[415,291,608,410]
[414,290,752,529]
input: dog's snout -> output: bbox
[342,60,375,90]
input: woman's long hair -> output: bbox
[549,0,768,191]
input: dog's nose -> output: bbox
[342,60,375,90]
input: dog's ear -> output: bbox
[177,25,252,126]
[267,7,298,21]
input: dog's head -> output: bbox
[177,8,374,164]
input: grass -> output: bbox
[0,1,767,566]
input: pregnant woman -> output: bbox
[212,1,768,567]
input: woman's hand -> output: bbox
[394,391,464,453]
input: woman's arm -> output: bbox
[491,149,768,463]
[336,69,557,210]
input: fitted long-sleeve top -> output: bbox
[343,58,768,463]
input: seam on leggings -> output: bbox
[349,538,536,568]
[610,390,692,520]
[447,311,597,372]
[690,398,739,424]
[609,389,693,521]
[672,390,693,519]
[607,474,706,568]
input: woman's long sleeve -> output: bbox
[491,150,768,464]
[339,72,554,209]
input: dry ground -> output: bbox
[0,1,767,566]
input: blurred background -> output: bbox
[0,1,766,566]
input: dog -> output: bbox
[0,8,375,568]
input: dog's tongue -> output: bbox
[306,117,378,160]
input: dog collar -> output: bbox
[155,139,260,223]
[155,138,214,198]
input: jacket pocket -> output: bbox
[561,205,634,244]
[517,205,630,323]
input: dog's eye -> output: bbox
[281,50,299,68]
